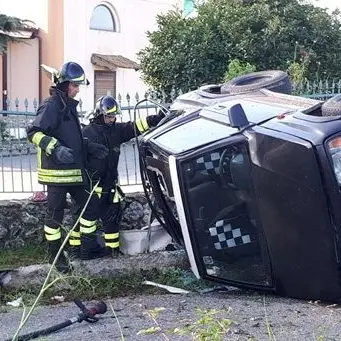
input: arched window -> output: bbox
[184,0,194,16]
[90,4,116,31]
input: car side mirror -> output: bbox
[228,104,249,129]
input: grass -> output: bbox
[0,244,47,269]
[0,264,214,306]
[0,244,216,307]
[138,306,234,341]
[263,296,276,341]
[1,247,327,341]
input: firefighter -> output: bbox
[27,62,111,272]
[82,95,166,256]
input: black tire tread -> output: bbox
[321,94,341,117]
[221,70,292,95]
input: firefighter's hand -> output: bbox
[87,142,109,159]
[149,109,167,128]
[157,109,166,118]
[53,145,74,164]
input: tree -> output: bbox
[0,13,33,53]
[224,59,257,81]
[138,0,341,95]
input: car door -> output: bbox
[169,135,273,290]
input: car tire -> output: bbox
[321,94,341,116]
[221,70,292,95]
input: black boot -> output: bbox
[47,241,73,274]
[80,233,111,260]
[66,246,81,261]
[111,248,123,258]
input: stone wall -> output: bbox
[0,192,152,249]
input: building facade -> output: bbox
[4,0,335,112]
[311,0,340,12]
[1,0,183,111]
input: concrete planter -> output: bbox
[120,221,172,255]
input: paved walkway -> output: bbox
[2,292,341,341]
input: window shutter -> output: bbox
[94,71,116,104]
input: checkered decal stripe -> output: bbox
[196,152,221,175]
[209,219,251,250]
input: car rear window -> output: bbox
[154,117,238,153]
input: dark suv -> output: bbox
[139,71,341,302]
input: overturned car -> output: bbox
[139,71,341,302]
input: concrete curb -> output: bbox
[1,250,190,289]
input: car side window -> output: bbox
[182,142,272,286]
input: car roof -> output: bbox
[144,89,325,154]
[173,88,322,125]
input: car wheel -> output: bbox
[221,70,292,95]
[321,94,341,116]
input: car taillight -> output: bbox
[328,137,341,185]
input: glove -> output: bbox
[87,141,109,159]
[157,109,167,119]
[146,110,167,129]
[53,145,74,164]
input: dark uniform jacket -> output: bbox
[82,113,164,192]
[27,88,87,186]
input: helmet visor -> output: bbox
[104,104,121,116]
[69,76,90,86]
[101,97,121,116]
[66,63,90,85]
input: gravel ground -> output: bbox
[1,290,341,341]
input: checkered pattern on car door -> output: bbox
[196,152,221,175]
[209,218,252,250]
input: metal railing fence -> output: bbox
[0,93,163,193]
[0,82,340,193]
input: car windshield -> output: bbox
[154,117,238,153]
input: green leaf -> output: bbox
[138,0,341,98]
[137,326,162,335]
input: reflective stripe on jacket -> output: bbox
[27,88,86,186]
[94,184,124,202]
[82,112,165,191]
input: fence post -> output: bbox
[33,98,38,112]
